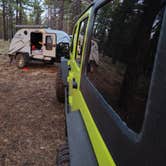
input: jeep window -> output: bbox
[46,35,53,50]
[87,1,164,132]
[76,18,88,66]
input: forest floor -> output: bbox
[0,40,66,166]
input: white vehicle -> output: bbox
[8,27,70,68]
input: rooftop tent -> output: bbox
[44,29,70,44]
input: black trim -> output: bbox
[64,88,97,166]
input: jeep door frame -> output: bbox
[80,1,166,166]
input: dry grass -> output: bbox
[0,40,10,56]
[0,41,66,165]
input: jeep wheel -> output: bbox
[16,54,27,69]
[56,68,65,103]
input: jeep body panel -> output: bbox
[61,0,166,165]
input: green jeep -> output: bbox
[56,0,166,165]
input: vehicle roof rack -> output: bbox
[15,25,49,29]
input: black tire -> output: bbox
[56,143,70,166]
[44,59,55,65]
[16,54,27,69]
[56,68,65,103]
[49,59,55,65]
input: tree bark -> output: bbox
[2,0,7,40]
[59,0,64,30]
[8,0,14,39]
[70,0,81,32]
[19,0,23,24]
[16,0,19,25]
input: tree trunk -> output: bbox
[8,0,14,39]
[59,0,64,30]
[70,0,81,32]
[16,0,19,25]
[19,0,23,24]
[2,0,7,40]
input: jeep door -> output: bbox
[67,10,90,111]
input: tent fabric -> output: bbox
[45,29,70,44]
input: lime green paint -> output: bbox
[67,5,116,166]
[67,9,91,111]
[74,91,116,166]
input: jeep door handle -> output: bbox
[72,78,78,89]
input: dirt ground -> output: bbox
[0,41,66,166]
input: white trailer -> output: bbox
[8,27,70,68]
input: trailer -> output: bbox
[8,27,70,68]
